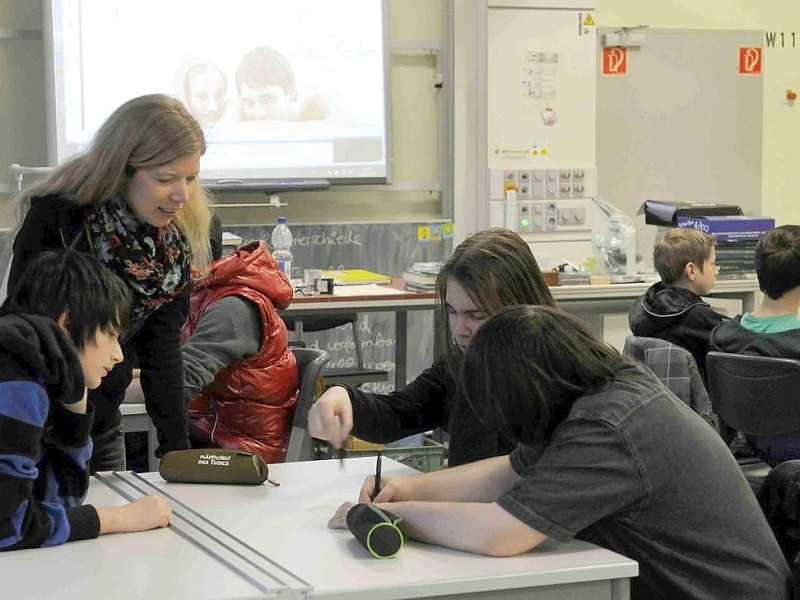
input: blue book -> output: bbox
[676,215,775,242]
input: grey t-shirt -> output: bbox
[182,295,262,403]
[497,363,790,600]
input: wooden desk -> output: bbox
[282,278,436,387]
[282,277,759,387]
[69,457,638,600]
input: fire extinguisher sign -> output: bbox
[739,47,762,74]
[602,47,627,75]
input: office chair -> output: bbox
[706,351,800,493]
[285,347,330,462]
[622,335,712,420]
[282,314,389,388]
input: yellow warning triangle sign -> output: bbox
[583,14,595,26]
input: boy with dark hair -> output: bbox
[629,227,727,381]
[329,306,791,599]
[710,225,800,462]
[0,250,170,551]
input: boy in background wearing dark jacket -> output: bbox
[629,227,726,382]
[0,250,170,551]
[710,225,800,463]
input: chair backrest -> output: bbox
[622,335,711,417]
[282,314,358,333]
[281,313,389,387]
[286,347,330,462]
[706,351,800,437]
[282,314,364,365]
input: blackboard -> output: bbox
[225,222,453,392]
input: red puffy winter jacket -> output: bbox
[183,240,298,463]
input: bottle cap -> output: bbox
[277,216,287,224]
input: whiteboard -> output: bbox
[596,28,763,267]
[487,5,597,169]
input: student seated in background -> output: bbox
[710,225,800,463]
[307,228,557,467]
[628,227,727,382]
[182,231,299,464]
[329,306,791,600]
[0,251,170,551]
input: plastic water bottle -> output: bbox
[271,216,293,278]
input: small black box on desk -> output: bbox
[640,200,743,227]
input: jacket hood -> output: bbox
[629,282,710,334]
[0,313,85,405]
[194,240,294,310]
[709,317,800,356]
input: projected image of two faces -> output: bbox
[181,47,332,129]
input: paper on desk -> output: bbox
[333,284,405,296]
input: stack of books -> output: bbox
[714,239,759,280]
[402,262,442,292]
[674,215,775,280]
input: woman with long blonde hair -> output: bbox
[9,93,213,471]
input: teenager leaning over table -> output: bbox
[330,306,791,600]
[308,228,557,466]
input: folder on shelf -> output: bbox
[321,269,392,286]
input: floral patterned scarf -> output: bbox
[84,196,191,324]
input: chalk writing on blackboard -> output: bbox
[225,222,450,388]
[293,231,363,247]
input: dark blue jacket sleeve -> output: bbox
[0,381,100,551]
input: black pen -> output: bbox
[337,416,345,468]
[373,449,382,500]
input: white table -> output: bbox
[1,473,300,600]
[551,278,760,339]
[0,459,637,600]
[127,458,637,599]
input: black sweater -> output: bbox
[347,356,515,467]
[10,194,190,455]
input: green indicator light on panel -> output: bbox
[520,218,530,228]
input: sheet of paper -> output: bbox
[332,284,405,297]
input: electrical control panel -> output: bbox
[489,167,596,234]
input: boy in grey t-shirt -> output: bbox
[329,306,791,600]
